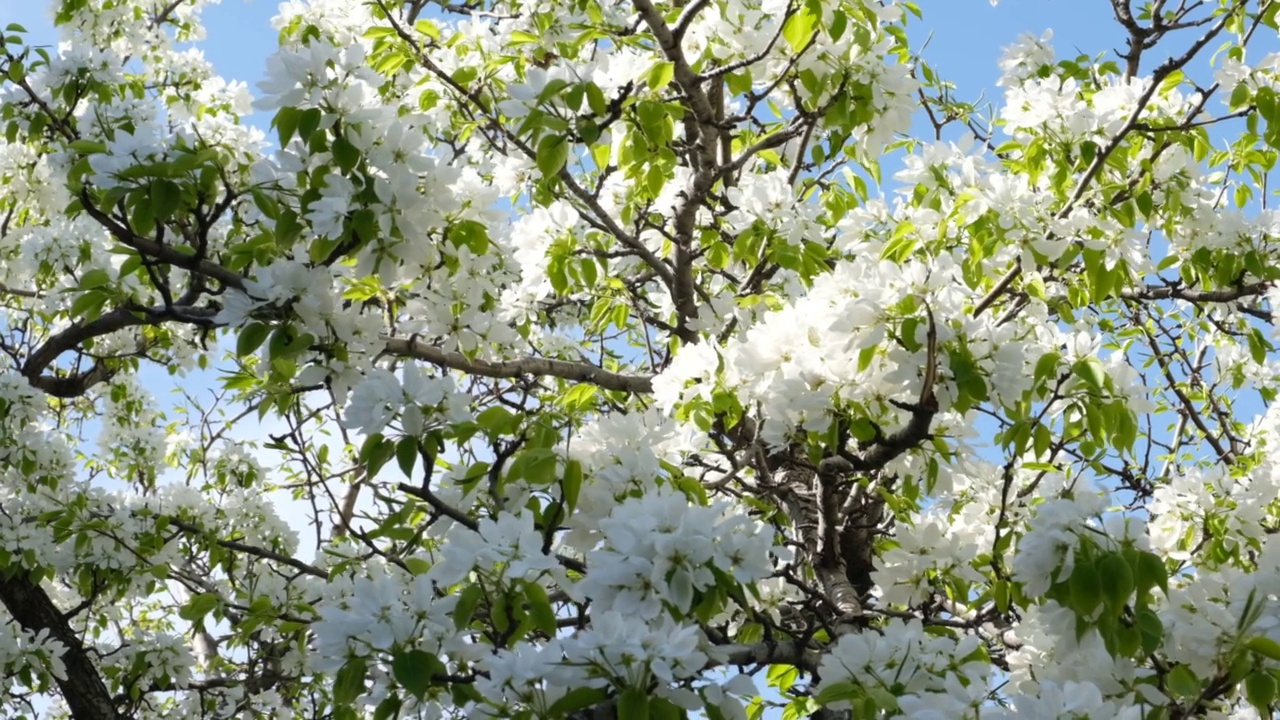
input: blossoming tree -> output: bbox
[4,0,1280,716]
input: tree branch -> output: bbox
[166,518,330,580]
[1121,281,1270,304]
[23,305,217,398]
[77,193,247,292]
[383,336,654,393]
[0,574,124,720]
[709,638,822,673]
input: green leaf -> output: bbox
[617,688,650,720]
[476,406,517,436]
[1098,552,1135,610]
[1136,607,1163,655]
[395,437,418,477]
[559,383,598,411]
[448,219,490,254]
[1068,559,1103,616]
[509,29,540,45]
[880,220,916,262]
[651,698,683,720]
[1073,358,1107,393]
[250,189,281,220]
[414,18,441,40]
[586,82,607,116]
[352,208,379,244]
[363,434,398,476]
[524,581,557,637]
[453,584,483,630]
[1135,551,1169,597]
[562,459,583,512]
[309,236,342,265]
[332,133,359,173]
[1246,670,1277,712]
[1114,624,1142,657]
[647,61,675,90]
[130,198,156,236]
[815,680,860,706]
[178,593,219,622]
[150,179,182,220]
[994,579,1011,614]
[298,108,323,144]
[373,694,402,720]
[549,688,612,716]
[452,65,478,86]
[948,344,988,413]
[391,649,442,699]
[236,322,270,356]
[782,4,817,51]
[766,663,799,693]
[274,106,300,147]
[78,268,112,291]
[536,134,570,178]
[513,448,559,485]
[69,139,108,154]
[1247,636,1280,661]
[1033,352,1060,386]
[1166,664,1200,699]
[334,657,368,706]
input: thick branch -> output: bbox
[0,574,124,720]
[383,336,654,394]
[29,362,116,399]
[23,305,217,397]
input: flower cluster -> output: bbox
[574,489,783,617]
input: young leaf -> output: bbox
[537,134,570,178]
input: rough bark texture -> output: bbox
[0,573,123,720]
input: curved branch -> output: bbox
[23,305,217,397]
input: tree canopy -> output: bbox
[2,0,1280,717]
